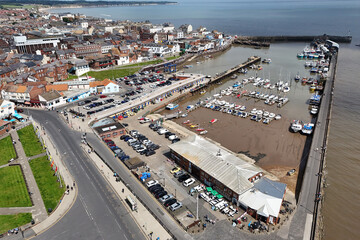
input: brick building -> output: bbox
[70,44,101,58]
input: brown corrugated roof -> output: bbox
[16,85,27,93]
[45,84,68,92]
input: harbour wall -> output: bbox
[290,51,338,240]
[237,35,352,43]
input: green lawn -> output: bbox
[84,59,163,80]
[86,68,141,81]
[0,166,32,207]
[165,56,180,61]
[29,156,64,213]
[17,125,45,157]
[0,213,32,234]
[0,136,16,166]
[65,74,79,80]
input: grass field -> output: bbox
[0,213,32,234]
[17,125,45,157]
[165,56,180,61]
[0,136,17,166]
[82,59,163,80]
[85,68,141,81]
[0,166,32,208]
[65,74,79,80]
[29,156,64,212]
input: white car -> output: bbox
[146,180,159,188]
[157,128,169,135]
[168,135,178,141]
[140,118,151,124]
[159,194,174,203]
[183,178,195,187]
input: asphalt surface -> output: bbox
[27,109,146,240]
[86,133,193,240]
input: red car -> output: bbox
[100,95,107,98]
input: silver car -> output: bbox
[159,194,174,203]
[170,202,183,211]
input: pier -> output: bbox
[190,56,261,93]
[236,34,352,43]
[288,50,337,240]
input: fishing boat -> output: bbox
[294,73,300,81]
[263,118,271,124]
[210,119,218,124]
[257,65,263,70]
[310,106,318,115]
[274,114,282,120]
[263,111,269,117]
[199,130,208,135]
[196,128,205,132]
[181,113,188,118]
[190,124,199,128]
[262,58,271,64]
[166,103,179,110]
[302,77,308,84]
[231,74,238,79]
[183,120,191,124]
[302,123,315,135]
[269,113,276,118]
[290,120,303,133]
[186,105,195,111]
[200,90,206,95]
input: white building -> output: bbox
[39,91,67,109]
[0,99,15,119]
[1,85,31,104]
[13,35,60,54]
[116,54,130,66]
[89,79,120,94]
[81,22,89,29]
[101,43,115,54]
[143,43,171,57]
[68,59,90,76]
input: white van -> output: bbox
[183,178,195,187]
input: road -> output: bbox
[27,109,146,240]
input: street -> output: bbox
[27,109,145,240]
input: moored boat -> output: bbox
[199,130,208,135]
[166,103,179,110]
[210,119,218,124]
[290,120,303,132]
[183,120,191,124]
[301,123,315,135]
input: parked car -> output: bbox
[178,174,190,182]
[148,184,161,192]
[160,194,174,203]
[157,128,169,135]
[172,138,180,144]
[120,135,129,140]
[146,180,159,188]
[174,170,185,178]
[170,167,181,174]
[155,191,168,199]
[165,132,175,138]
[183,178,195,187]
[151,187,164,194]
[168,135,178,141]
[170,202,183,211]
[164,198,177,207]
[100,95,107,98]
[145,149,156,156]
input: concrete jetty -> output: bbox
[190,56,261,93]
[288,50,338,240]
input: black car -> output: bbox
[149,123,155,129]
[145,149,156,156]
[148,184,161,192]
[122,123,129,127]
[120,135,129,140]
[165,132,175,138]
[153,126,162,131]
[148,144,160,150]
[152,187,165,195]
[172,138,180,144]
[155,191,168,199]
[164,198,177,207]
[178,174,190,182]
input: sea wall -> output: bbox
[237,35,352,43]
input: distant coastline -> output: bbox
[39,2,177,12]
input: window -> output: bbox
[113,132,117,136]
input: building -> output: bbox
[238,178,286,225]
[0,120,12,136]
[169,135,263,201]
[94,122,126,139]
[89,79,119,94]
[70,44,101,58]
[68,59,90,76]
[169,135,286,224]
[38,90,66,109]
[13,35,60,54]
[0,99,15,119]
[1,85,31,104]
[101,43,115,54]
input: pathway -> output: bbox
[8,130,48,223]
